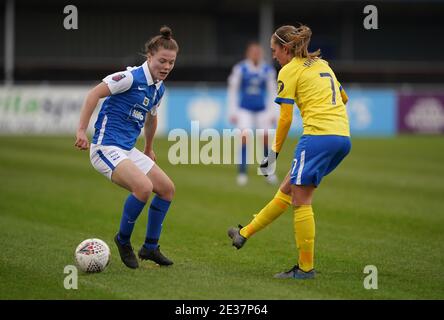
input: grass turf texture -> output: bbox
[0,135,443,299]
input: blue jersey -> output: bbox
[92,62,165,150]
[228,60,276,113]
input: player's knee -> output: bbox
[291,193,312,206]
[291,185,315,206]
[167,181,175,200]
[160,180,175,201]
[133,180,153,202]
[152,175,175,201]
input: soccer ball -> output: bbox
[75,238,111,273]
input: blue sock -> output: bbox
[144,196,171,250]
[264,142,269,157]
[239,144,247,174]
[117,194,146,245]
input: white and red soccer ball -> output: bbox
[75,238,110,273]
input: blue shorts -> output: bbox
[289,135,351,187]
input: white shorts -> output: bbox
[237,108,276,131]
[90,144,155,180]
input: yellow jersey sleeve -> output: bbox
[337,81,349,104]
[272,103,293,153]
[274,65,298,106]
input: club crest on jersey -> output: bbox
[143,97,150,106]
[277,80,284,94]
[112,73,126,82]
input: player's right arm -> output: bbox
[75,70,133,150]
[271,65,297,155]
[259,103,293,176]
[259,66,296,175]
[272,103,293,154]
[75,82,111,150]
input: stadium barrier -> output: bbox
[1,85,443,136]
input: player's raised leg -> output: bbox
[111,159,153,269]
[228,172,292,249]
[138,164,175,266]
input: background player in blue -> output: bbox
[227,42,278,186]
[74,26,178,269]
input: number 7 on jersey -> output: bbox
[320,72,336,105]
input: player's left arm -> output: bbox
[144,112,157,161]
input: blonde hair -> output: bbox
[144,26,179,55]
[272,24,320,59]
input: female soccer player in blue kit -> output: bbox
[228,24,351,279]
[75,26,178,269]
[227,42,278,186]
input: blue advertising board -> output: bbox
[346,89,397,137]
[166,87,229,133]
[163,86,397,137]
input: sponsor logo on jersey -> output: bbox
[112,73,126,82]
[131,109,144,121]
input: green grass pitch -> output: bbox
[0,135,443,299]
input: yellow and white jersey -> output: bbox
[275,57,350,137]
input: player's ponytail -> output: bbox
[272,24,320,59]
[144,25,179,56]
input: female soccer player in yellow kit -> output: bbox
[228,24,351,279]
